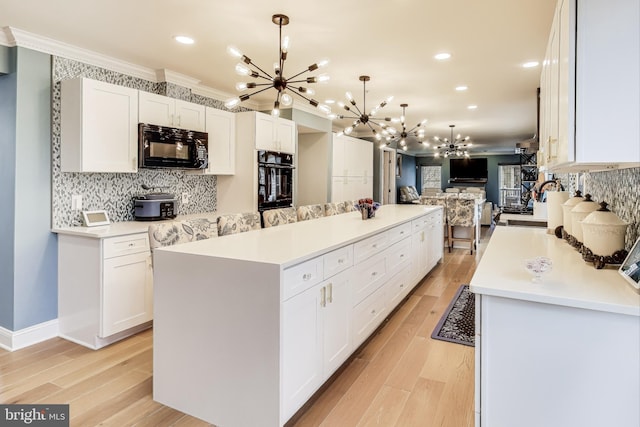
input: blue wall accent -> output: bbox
[415,154,521,206]
[396,153,416,188]
[0,47,57,331]
[0,47,17,329]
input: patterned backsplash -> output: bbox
[51,57,241,227]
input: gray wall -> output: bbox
[0,47,17,329]
[0,47,57,331]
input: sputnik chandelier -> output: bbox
[335,75,396,141]
[224,14,331,116]
[385,103,428,151]
[433,125,472,157]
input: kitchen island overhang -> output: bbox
[152,204,443,427]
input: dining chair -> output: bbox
[446,198,477,254]
[296,204,325,221]
[262,207,298,228]
[217,212,262,236]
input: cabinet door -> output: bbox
[276,118,296,154]
[61,78,138,173]
[205,107,236,175]
[322,272,352,377]
[255,113,277,151]
[101,252,153,337]
[331,176,345,203]
[332,134,346,176]
[282,283,323,420]
[411,226,428,283]
[139,91,175,127]
[175,99,205,131]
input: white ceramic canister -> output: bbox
[561,190,584,236]
[580,202,630,256]
[547,191,569,234]
[570,194,599,244]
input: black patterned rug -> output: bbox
[431,284,475,347]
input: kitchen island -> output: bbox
[470,227,640,427]
[152,204,443,427]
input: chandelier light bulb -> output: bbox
[317,59,329,68]
[318,104,331,114]
[345,126,353,135]
[316,74,330,83]
[282,36,290,52]
[402,145,408,151]
[235,63,251,76]
[328,113,337,120]
[345,92,353,101]
[235,82,248,91]
[272,101,280,117]
[281,93,293,106]
[226,45,243,58]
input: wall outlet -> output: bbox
[182,193,189,204]
[71,194,82,210]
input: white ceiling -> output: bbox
[0,0,556,155]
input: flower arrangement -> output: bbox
[355,198,381,220]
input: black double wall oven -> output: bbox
[257,150,294,212]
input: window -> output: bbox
[498,164,521,207]
[421,166,442,192]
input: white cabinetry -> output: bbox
[331,133,374,202]
[282,246,353,420]
[539,0,640,171]
[254,112,296,153]
[203,107,236,175]
[58,232,153,349]
[60,78,139,173]
[138,91,205,131]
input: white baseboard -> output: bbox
[0,319,59,352]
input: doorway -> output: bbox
[381,148,396,204]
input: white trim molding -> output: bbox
[0,319,59,352]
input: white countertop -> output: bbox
[470,226,640,316]
[157,204,441,268]
[52,212,219,238]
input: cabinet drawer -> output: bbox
[352,284,387,347]
[411,215,432,232]
[103,234,149,259]
[384,237,412,278]
[386,269,412,309]
[324,245,353,280]
[351,253,387,306]
[283,257,324,301]
[388,222,412,245]
[354,232,389,264]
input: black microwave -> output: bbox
[138,123,208,169]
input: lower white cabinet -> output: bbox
[282,270,351,420]
[58,232,153,349]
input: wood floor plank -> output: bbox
[356,385,410,427]
[394,377,446,427]
[383,336,432,392]
[131,405,187,427]
[171,414,214,426]
[4,382,62,404]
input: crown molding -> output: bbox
[0,27,13,46]
[156,69,201,89]
[5,27,157,81]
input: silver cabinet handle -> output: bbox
[338,258,344,264]
[371,309,376,315]
[321,286,326,307]
[372,244,378,249]
[400,254,405,258]
[327,283,333,303]
[371,271,377,277]
[302,273,311,281]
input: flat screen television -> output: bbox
[449,158,488,180]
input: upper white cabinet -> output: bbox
[254,112,296,153]
[331,133,374,202]
[539,0,640,172]
[61,78,139,173]
[138,91,205,131]
[203,107,236,175]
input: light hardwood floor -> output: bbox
[0,227,492,427]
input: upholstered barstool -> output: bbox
[217,212,261,236]
[324,202,347,216]
[148,217,218,263]
[343,200,358,212]
[262,207,297,228]
[446,198,477,254]
[296,204,324,221]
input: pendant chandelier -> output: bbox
[434,125,472,157]
[335,75,396,141]
[384,103,428,151]
[224,14,331,116]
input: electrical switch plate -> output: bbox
[71,194,82,210]
[182,193,189,204]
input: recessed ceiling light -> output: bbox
[455,85,468,91]
[522,61,539,68]
[174,35,195,45]
[467,105,478,110]
[434,53,451,60]
[324,99,336,104]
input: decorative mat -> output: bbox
[431,284,475,347]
